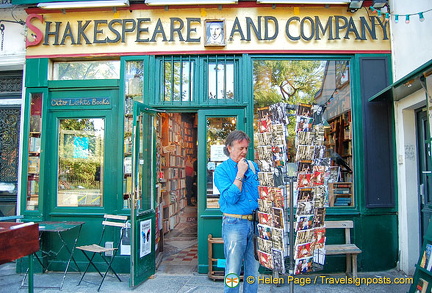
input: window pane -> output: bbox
[208,62,234,100]
[57,118,104,207]
[206,117,237,209]
[27,93,43,211]
[53,61,120,80]
[253,59,353,207]
[162,59,194,102]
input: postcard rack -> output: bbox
[255,103,329,292]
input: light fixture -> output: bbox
[145,0,237,5]
[256,0,350,4]
[372,0,387,9]
[394,15,399,23]
[348,0,363,9]
[405,15,410,24]
[37,0,130,9]
[419,12,425,22]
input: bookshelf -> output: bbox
[26,93,43,211]
[325,110,353,207]
[409,223,432,292]
[158,113,195,234]
[328,182,353,207]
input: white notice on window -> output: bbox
[210,145,228,162]
[140,219,151,258]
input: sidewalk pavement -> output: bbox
[0,262,413,293]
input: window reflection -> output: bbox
[162,59,194,102]
[57,118,104,207]
[208,62,234,100]
[253,59,353,207]
[53,61,120,80]
[206,117,236,209]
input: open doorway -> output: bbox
[156,112,198,274]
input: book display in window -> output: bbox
[324,111,354,196]
[410,223,432,293]
[26,93,43,211]
[122,60,144,209]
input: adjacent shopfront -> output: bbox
[17,1,395,287]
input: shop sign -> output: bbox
[27,15,388,46]
[51,97,111,107]
[24,7,391,56]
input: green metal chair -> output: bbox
[76,214,128,291]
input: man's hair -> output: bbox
[223,130,250,156]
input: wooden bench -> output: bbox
[325,220,362,278]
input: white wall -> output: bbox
[0,7,26,71]
[389,0,432,275]
[394,91,424,275]
[389,0,432,79]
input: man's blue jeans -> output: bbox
[222,215,259,293]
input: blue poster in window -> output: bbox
[73,137,89,158]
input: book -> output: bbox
[29,137,41,153]
[425,243,432,271]
[415,278,429,293]
[28,156,40,174]
[30,115,41,133]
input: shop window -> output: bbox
[160,56,195,103]
[253,59,354,208]
[57,118,104,207]
[123,60,144,209]
[206,116,237,209]
[26,93,43,211]
[52,60,120,80]
[203,56,237,103]
[207,60,234,100]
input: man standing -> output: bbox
[185,155,196,206]
[214,130,260,293]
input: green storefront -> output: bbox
[17,1,396,287]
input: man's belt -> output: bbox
[223,213,254,221]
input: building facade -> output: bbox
[371,0,432,276]
[11,0,402,286]
[0,2,26,218]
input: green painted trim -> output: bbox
[48,79,119,89]
[21,87,49,218]
[25,59,49,88]
[352,54,397,214]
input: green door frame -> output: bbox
[45,89,119,216]
[196,108,247,274]
[129,102,157,287]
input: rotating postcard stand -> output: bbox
[255,103,328,292]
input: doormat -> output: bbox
[187,217,197,222]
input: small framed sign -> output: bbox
[204,19,226,47]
